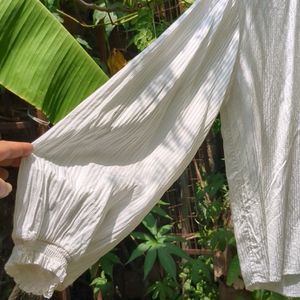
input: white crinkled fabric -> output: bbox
[5,0,300,297]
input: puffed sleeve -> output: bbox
[5,0,239,297]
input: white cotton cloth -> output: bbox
[5,0,300,297]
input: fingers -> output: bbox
[0,178,12,199]
[0,167,9,180]
[0,141,33,166]
[0,167,12,198]
[0,141,32,198]
[0,157,22,167]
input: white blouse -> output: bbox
[5,0,300,297]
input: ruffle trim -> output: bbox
[5,241,69,298]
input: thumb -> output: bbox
[0,178,12,198]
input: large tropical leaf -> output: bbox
[0,0,108,123]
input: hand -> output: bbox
[0,141,33,198]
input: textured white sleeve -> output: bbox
[5,0,239,297]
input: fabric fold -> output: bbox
[5,0,239,297]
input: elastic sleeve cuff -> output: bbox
[5,241,69,298]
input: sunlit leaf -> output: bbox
[142,213,158,236]
[93,6,117,34]
[127,242,150,263]
[0,0,108,123]
[75,35,92,50]
[157,200,169,206]
[157,224,173,236]
[130,231,152,241]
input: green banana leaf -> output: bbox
[0,0,108,124]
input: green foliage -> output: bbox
[40,0,60,11]
[0,0,108,123]
[209,228,235,251]
[195,173,229,231]
[130,7,170,51]
[151,205,173,220]
[226,255,241,286]
[40,0,63,22]
[75,36,93,50]
[147,276,179,300]
[90,251,121,299]
[93,7,118,35]
[99,252,122,278]
[1,0,186,124]
[180,257,218,300]
[128,211,190,279]
[130,8,156,51]
[90,271,114,298]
